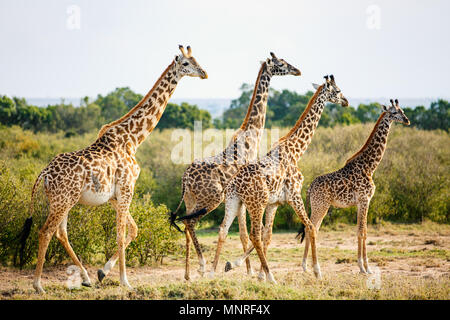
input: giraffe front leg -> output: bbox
[361,201,372,274]
[237,203,254,277]
[249,211,276,284]
[356,201,370,274]
[209,198,240,278]
[98,201,138,283]
[258,204,277,280]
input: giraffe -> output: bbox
[169,53,301,280]
[18,45,207,294]
[299,99,410,274]
[221,75,349,283]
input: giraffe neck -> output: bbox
[279,86,327,164]
[239,62,272,133]
[347,112,392,175]
[217,63,272,165]
[97,61,181,154]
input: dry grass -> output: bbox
[1,222,449,300]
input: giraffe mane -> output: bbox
[96,61,176,139]
[239,62,267,131]
[278,84,324,142]
[345,112,387,164]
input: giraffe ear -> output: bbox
[312,83,321,90]
[381,105,388,112]
[175,55,179,62]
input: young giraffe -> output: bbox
[170,53,301,280]
[221,75,349,282]
[299,99,410,274]
[19,45,207,294]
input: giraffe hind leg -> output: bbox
[302,201,329,273]
[33,202,76,294]
[55,215,91,286]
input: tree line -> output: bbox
[1,85,448,133]
[215,84,449,131]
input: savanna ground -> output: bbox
[1,221,449,300]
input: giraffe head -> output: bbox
[174,45,208,79]
[265,52,301,76]
[313,75,349,107]
[382,99,410,125]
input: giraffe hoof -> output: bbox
[97,269,106,283]
[33,282,45,294]
[224,261,232,272]
[82,281,92,287]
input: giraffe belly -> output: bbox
[78,184,116,206]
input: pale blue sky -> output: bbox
[0,0,449,100]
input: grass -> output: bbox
[1,221,449,300]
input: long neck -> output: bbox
[278,86,327,164]
[97,61,180,153]
[346,112,392,175]
[239,62,272,133]
[218,63,272,164]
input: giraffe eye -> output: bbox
[182,62,189,66]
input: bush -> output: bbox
[0,158,181,267]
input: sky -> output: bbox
[0,0,449,101]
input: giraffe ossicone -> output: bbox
[222,75,349,282]
[18,45,207,294]
[169,53,302,281]
[300,98,410,274]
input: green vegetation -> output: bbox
[215,84,450,131]
[1,86,448,134]
[0,87,212,134]
[0,120,448,268]
[0,85,448,269]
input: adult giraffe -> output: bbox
[170,53,301,280]
[222,75,348,283]
[299,99,410,274]
[19,45,207,294]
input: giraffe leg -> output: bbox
[98,212,138,282]
[258,204,278,280]
[356,201,369,274]
[55,215,91,287]
[237,203,254,276]
[209,197,241,278]
[289,193,321,279]
[359,200,372,274]
[302,202,329,272]
[184,222,192,281]
[186,219,207,276]
[115,209,132,289]
[249,209,276,284]
[33,203,72,294]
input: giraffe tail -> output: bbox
[295,188,311,243]
[169,180,186,233]
[14,170,45,268]
[176,208,207,221]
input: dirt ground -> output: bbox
[1,222,449,300]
